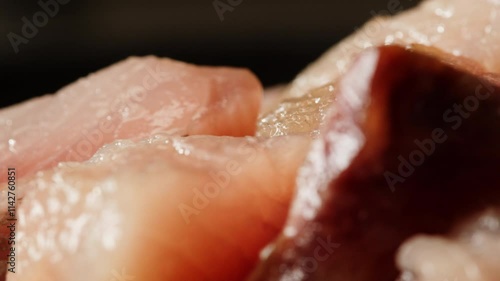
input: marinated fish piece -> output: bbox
[9,135,310,281]
[0,56,262,183]
[286,0,500,98]
[257,84,335,138]
[257,0,500,137]
[397,209,500,281]
[249,45,500,281]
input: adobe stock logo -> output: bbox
[7,0,71,54]
[213,0,243,21]
[109,268,135,281]
[278,235,341,279]
[384,81,495,192]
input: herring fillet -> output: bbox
[257,0,500,137]
[0,56,262,183]
[250,45,500,281]
[9,135,310,281]
[286,0,500,99]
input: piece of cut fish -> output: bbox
[249,45,500,281]
[397,209,500,281]
[8,135,310,281]
[257,0,500,137]
[286,0,500,98]
[0,56,262,183]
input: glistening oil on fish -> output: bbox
[1,0,500,280]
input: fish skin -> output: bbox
[249,45,500,281]
[7,135,310,281]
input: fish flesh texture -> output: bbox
[257,0,500,137]
[0,56,262,183]
[249,45,500,281]
[9,135,309,281]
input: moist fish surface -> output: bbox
[0,56,262,183]
[8,135,310,281]
[397,209,500,281]
[0,56,262,280]
[286,0,500,98]
[257,0,500,137]
[5,0,500,280]
[249,45,500,281]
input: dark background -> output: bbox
[0,0,420,108]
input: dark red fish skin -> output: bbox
[248,45,500,281]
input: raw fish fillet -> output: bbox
[0,56,262,182]
[257,0,500,137]
[4,0,500,280]
[9,135,309,281]
[250,45,500,281]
